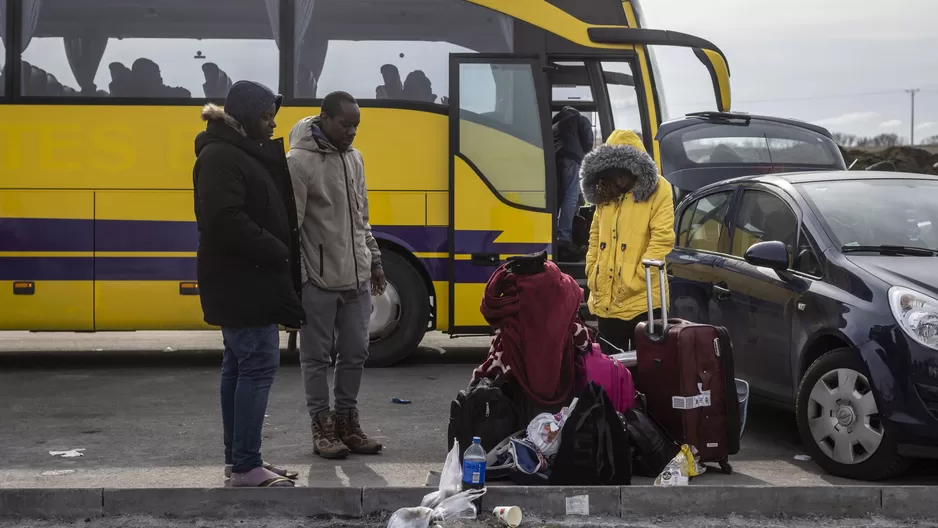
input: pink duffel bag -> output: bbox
[575,342,636,413]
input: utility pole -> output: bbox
[907,88,920,145]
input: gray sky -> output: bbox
[642,0,938,143]
[9,0,937,144]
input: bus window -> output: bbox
[292,0,514,101]
[0,0,6,97]
[549,61,599,143]
[20,0,278,98]
[458,62,545,209]
[601,61,645,141]
[550,61,593,104]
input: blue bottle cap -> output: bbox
[472,436,481,443]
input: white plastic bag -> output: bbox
[434,488,486,521]
[387,489,486,528]
[526,398,577,459]
[386,507,434,528]
[420,440,461,509]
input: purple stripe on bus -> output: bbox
[373,225,448,254]
[454,231,550,255]
[95,257,198,281]
[0,218,93,252]
[95,219,199,253]
[0,257,94,281]
[0,255,505,284]
[452,260,501,284]
[1,218,550,259]
[422,258,511,284]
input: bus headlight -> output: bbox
[889,286,938,350]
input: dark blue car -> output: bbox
[668,170,938,480]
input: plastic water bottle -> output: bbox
[462,436,486,516]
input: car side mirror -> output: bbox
[744,241,790,271]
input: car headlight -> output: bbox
[888,286,938,350]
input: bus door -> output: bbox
[547,57,652,266]
[447,55,555,333]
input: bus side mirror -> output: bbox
[693,48,732,112]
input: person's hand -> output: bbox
[371,268,387,296]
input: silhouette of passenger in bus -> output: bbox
[403,70,437,103]
[375,64,403,99]
[130,58,191,98]
[108,62,133,96]
[20,61,73,96]
[202,63,233,99]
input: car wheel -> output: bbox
[795,348,908,480]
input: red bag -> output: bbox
[633,260,740,474]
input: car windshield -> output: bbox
[797,178,938,251]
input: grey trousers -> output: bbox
[299,282,371,419]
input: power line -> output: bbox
[738,88,914,104]
[671,86,938,107]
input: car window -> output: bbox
[680,191,733,253]
[793,228,823,276]
[730,190,797,261]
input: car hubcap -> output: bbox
[807,367,884,465]
[369,280,401,341]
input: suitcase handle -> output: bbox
[642,259,669,340]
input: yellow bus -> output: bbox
[0,0,731,366]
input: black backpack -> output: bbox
[549,382,631,486]
[447,376,523,460]
[621,407,681,478]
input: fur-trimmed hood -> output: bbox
[200,103,247,137]
[580,129,660,203]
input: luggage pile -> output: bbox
[447,253,751,486]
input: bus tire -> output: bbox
[364,250,430,368]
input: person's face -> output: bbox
[252,103,277,140]
[592,168,637,204]
[320,101,361,151]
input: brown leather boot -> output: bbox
[311,411,349,460]
[336,409,383,454]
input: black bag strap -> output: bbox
[505,250,547,275]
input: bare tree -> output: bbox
[856,133,904,148]
[832,132,858,147]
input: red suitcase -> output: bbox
[633,259,741,474]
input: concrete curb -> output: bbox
[3,486,938,520]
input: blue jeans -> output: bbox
[557,158,581,244]
[220,325,280,474]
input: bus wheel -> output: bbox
[365,250,430,368]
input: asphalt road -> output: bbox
[2,330,938,490]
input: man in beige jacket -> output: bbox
[286,91,385,459]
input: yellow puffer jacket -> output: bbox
[582,130,675,321]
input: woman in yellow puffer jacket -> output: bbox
[581,129,675,353]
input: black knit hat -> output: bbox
[224,80,283,127]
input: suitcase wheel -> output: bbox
[719,459,733,475]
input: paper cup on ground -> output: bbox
[493,506,522,527]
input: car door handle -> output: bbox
[713,282,731,300]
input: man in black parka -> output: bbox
[193,80,305,488]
